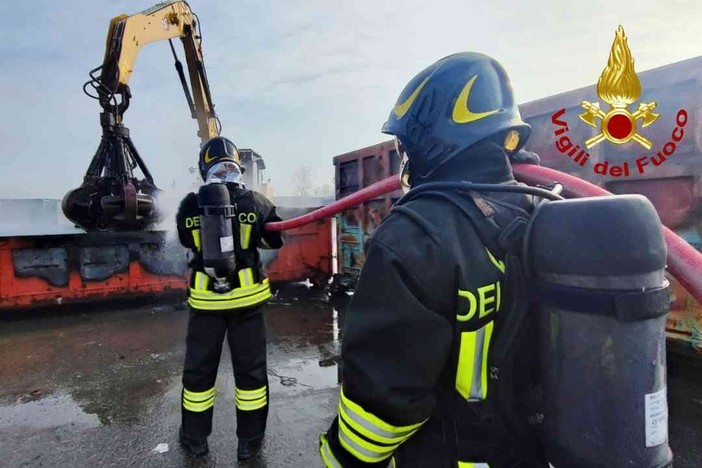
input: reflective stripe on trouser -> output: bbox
[182,386,216,413]
[458,463,490,468]
[320,433,343,468]
[235,385,267,411]
[182,307,268,439]
[455,321,494,400]
[337,386,426,463]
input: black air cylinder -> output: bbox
[528,195,672,468]
[197,183,236,288]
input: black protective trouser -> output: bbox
[181,306,268,440]
[391,418,548,468]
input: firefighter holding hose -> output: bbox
[175,136,283,460]
[319,53,547,467]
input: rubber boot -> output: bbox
[179,426,209,457]
[237,436,263,461]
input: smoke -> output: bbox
[152,177,203,241]
[0,199,82,237]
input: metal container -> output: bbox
[519,55,702,355]
[332,140,403,280]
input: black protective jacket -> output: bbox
[176,183,283,311]
[321,142,544,467]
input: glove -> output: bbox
[510,149,541,165]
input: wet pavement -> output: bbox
[1,285,701,468]
[0,284,346,468]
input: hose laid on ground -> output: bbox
[265,164,702,305]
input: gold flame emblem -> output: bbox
[579,26,659,149]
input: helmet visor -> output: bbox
[205,161,243,185]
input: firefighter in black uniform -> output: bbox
[176,136,283,460]
[320,53,546,467]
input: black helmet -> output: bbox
[198,136,241,181]
[382,52,531,179]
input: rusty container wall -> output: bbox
[263,204,333,288]
[0,232,188,310]
[519,55,702,355]
[333,141,403,279]
[1,227,333,311]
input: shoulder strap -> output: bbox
[398,189,528,257]
[404,188,544,461]
[230,188,259,270]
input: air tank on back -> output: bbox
[527,195,673,468]
[197,182,237,292]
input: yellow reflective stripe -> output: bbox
[481,321,494,399]
[238,268,255,288]
[192,229,201,251]
[320,434,343,468]
[192,272,210,292]
[240,224,253,249]
[197,286,271,305]
[183,387,215,402]
[485,248,505,273]
[182,386,215,413]
[235,386,267,400]
[339,402,412,445]
[235,394,266,406]
[390,456,397,468]
[238,269,250,287]
[338,416,395,463]
[339,387,425,444]
[456,322,494,400]
[236,397,267,411]
[183,398,215,412]
[235,386,267,410]
[338,416,396,455]
[188,288,271,310]
[189,279,270,300]
[458,463,490,468]
[456,329,476,399]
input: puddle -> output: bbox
[0,393,101,429]
[268,357,338,394]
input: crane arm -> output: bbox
[97,0,219,142]
[64,1,223,232]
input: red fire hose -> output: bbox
[265,164,702,305]
[265,176,401,232]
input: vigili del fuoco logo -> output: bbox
[550,26,688,177]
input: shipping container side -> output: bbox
[264,217,333,288]
[1,206,335,310]
[0,233,188,309]
[519,55,702,354]
[333,141,402,277]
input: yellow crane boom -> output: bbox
[63,1,224,231]
[98,0,219,141]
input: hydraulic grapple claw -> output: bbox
[62,113,161,231]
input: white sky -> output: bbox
[1,0,701,198]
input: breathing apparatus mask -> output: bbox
[205,161,244,186]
